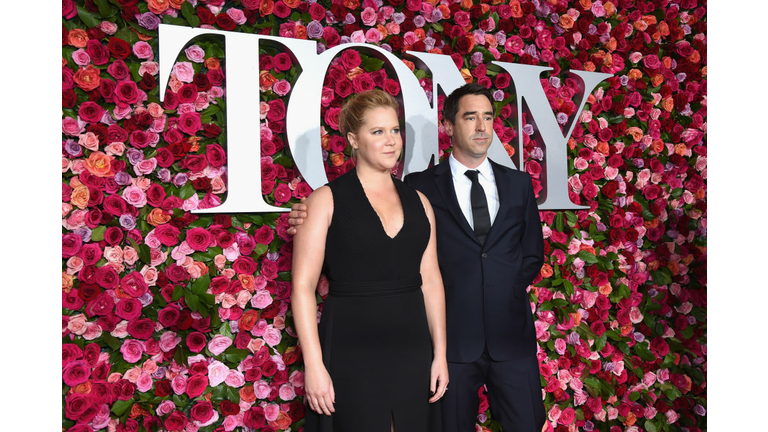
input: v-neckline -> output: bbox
[353,168,405,240]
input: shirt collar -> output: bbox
[449,153,494,182]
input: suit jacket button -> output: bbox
[481,253,488,259]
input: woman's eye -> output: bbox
[372,130,381,135]
[393,128,400,134]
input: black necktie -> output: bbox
[464,170,492,245]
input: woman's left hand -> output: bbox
[428,356,449,403]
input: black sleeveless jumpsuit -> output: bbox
[304,167,439,432]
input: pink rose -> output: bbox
[278,383,295,401]
[185,227,212,251]
[178,112,202,135]
[171,374,187,395]
[121,272,149,298]
[251,291,273,309]
[208,334,233,355]
[208,360,230,387]
[157,400,176,416]
[173,62,195,82]
[184,45,206,63]
[136,372,154,392]
[264,403,280,422]
[132,41,154,60]
[159,331,182,352]
[225,370,246,388]
[264,326,282,347]
[559,407,575,425]
[120,339,144,363]
[122,185,147,208]
[254,380,272,399]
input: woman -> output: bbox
[291,89,448,432]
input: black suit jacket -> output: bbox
[405,159,544,363]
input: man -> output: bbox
[289,83,546,431]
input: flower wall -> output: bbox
[61,1,706,432]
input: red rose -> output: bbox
[114,80,140,106]
[63,89,77,108]
[267,99,286,121]
[86,39,109,65]
[155,224,181,246]
[64,393,91,420]
[178,112,202,135]
[202,123,222,138]
[216,12,237,30]
[115,298,142,321]
[165,264,190,284]
[186,331,207,353]
[207,68,224,86]
[127,317,155,339]
[63,360,91,387]
[352,74,375,93]
[185,227,212,251]
[190,400,214,423]
[233,256,258,275]
[164,411,189,432]
[107,59,131,80]
[193,72,211,91]
[121,272,149,298]
[108,37,132,59]
[186,374,209,398]
[140,72,156,91]
[78,101,104,124]
[273,183,291,203]
[254,225,274,245]
[205,143,226,168]
[62,233,83,258]
[650,336,670,357]
[244,406,266,429]
[220,399,240,416]
[85,292,115,317]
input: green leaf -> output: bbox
[596,255,614,271]
[77,5,101,28]
[172,286,184,302]
[201,293,216,306]
[111,399,133,416]
[555,213,564,232]
[629,391,641,401]
[563,280,574,296]
[94,0,114,17]
[565,211,577,227]
[173,346,187,367]
[90,225,107,242]
[635,342,657,362]
[226,386,241,404]
[361,57,385,72]
[179,182,197,200]
[651,268,673,285]
[254,243,269,257]
[101,332,122,351]
[595,333,608,352]
[551,298,568,308]
[185,293,201,311]
[578,250,598,264]
[222,346,250,363]
[139,244,151,265]
[191,274,211,296]
[645,421,658,432]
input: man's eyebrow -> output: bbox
[461,111,494,117]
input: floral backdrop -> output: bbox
[61,0,706,431]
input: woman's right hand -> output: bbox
[305,365,336,416]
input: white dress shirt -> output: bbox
[448,154,500,229]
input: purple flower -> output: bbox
[492,90,504,102]
[393,12,405,24]
[307,20,324,39]
[523,124,534,135]
[549,77,561,88]
[470,52,484,66]
[567,332,581,345]
[65,139,82,157]
[73,227,92,243]
[633,332,645,343]
[584,421,595,431]
[603,362,615,372]
[694,405,706,416]
[126,148,144,165]
[413,15,426,28]
[343,13,356,25]
[173,173,188,187]
[556,112,568,125]
[157,168,171,183]
[136,12,161,30]
[114,172,132,186]
[120,214,136,230]
[620,75,629,86]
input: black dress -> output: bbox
[304,167,440,432]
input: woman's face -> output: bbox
[347,106,402,170]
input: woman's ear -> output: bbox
[347,132,358,150]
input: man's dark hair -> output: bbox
[441,83,496,124]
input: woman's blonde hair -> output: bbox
[338,89,400,137]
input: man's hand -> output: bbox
[286,199,307,236]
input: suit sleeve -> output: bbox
[520,174,544,285]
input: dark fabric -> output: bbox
[405,158,545,431]
[464,169,492,245]
[305,167,441,432]
[441,354,546,432]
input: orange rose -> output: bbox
[295,24,307,40]
[503,143,516,157]
[240,385,257,403]
[688,50,701,64]
[260,0,274,16]
[268,412,293,430]
[651,139,664,153]
[559,15,574,29]
[674,143,688,156]
[583,61,596,72]
[605,37,617,52]
[284,0,301,7]
[377,24,389,39]
[572,312,582,326]
[204,57,220,70]
[329,153,345,166]
[346,66,364,80]
[342,0,360,9]
[68,29,89,48]
[259,71,277,89]
[401,60,415,72]
[321,134,332,151]
[626,127,643,142]
[193,261,208,277]
[540,264,553,278]
[74,65,101,92]
[83,151,114,177]
[598,284,612,295]
[147,208,171,226]
[72,381,92,394]
[661,97,674,112]
[169,0,185,9]
[239,310,260,332]
[509,0,523,18]
[579,0,592,9]
[595,141,610,155]
[650,74,664,87]
[63,272,74,292]
[437,5,451,19]
[148,0,170,14]
[460,68,472,83]
[70,185,91,209]
[580,244,597,255]
[414,28,426,40]
[627,69,643,80]
[239,274,256,292]
[603,1,616,16]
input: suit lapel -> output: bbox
[484,160,513,248]
[433,161,480,244]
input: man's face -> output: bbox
[444,94,494,166]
